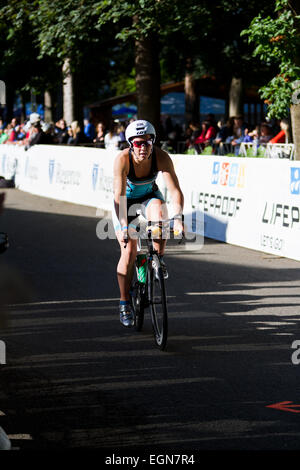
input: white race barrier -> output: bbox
[0,144,300,262]
[239,142,295,159]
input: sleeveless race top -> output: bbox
[126,148,159,199]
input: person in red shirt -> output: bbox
[270,119,289,144]
[194,121,216,153]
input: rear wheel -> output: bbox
[148,254,168,350]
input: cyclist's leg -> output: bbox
[116,231,138,301]
[144,197,168,255]
[112,199,139,302]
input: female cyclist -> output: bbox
[113,120,184,327]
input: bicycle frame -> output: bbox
[129,217,169,350]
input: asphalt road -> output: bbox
[0,189,300,455]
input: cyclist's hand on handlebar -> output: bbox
[173,219,184,237]
[147,225,162,238]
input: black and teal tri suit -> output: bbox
[113,147,165,230]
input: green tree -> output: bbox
[96,0,210,133]
[0,0,61,121]
[158,1,274,123]
[242,0,300,158]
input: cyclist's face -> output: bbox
[132,134,153,161]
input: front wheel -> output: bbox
[148,254,168,350]
[131,266,145,331]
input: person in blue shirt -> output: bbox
[84,118,96,142]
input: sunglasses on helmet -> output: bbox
[132,139,153,148]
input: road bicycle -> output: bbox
[126,217,183,351]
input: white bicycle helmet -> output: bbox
[125,120,156,145]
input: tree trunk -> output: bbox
[290,104,300,160]
[184,58,199,125]
[134,32,161,140]
[289,0,300,158]
[229,77,243,118]
[62,58,75,125]
[44,90,52,123]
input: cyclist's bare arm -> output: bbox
[113,150,129,238]
[156,147,184,220]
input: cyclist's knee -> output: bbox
[121,240,137,263]
[146,199,167,221]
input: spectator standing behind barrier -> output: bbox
[104,122,121,151]
[213,118,234,154]
[16,123,26,142]
[84,118,96,142]
[93,122,106,148]
[258,122,273,144]
[227,115,247,155]
[54,118,69,144]
[26,121,52,148]
[6,118,19,143]
[185,122,201,152]
[67,121,90,146]
[0,128,8,144]
[117,123,128,150]
[194,120,217,153]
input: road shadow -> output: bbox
[0,207,300,450]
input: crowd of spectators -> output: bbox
[0,112,291,156]
[182,115,290,156]
[0,113,128,151]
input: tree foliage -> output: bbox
[242,0,300,118]
[96,0,209,41]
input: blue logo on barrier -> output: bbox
[228,163,239,187]
[49,160,55,184]
[92,164,99,191]
[290,167,300,194]
[212,162,220,184]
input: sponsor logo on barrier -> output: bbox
[56,164,81,186]
[1,152,16,179]
[48,161,80,187]
[212,161,245,188]
[260,233,284,252]
[24,156,38,181]
[92,166,113,194]
[49,159,55,184]
[191,191,242,218]
[92,164,99,191]
[262,202,300,228]
[290,167,300,195]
